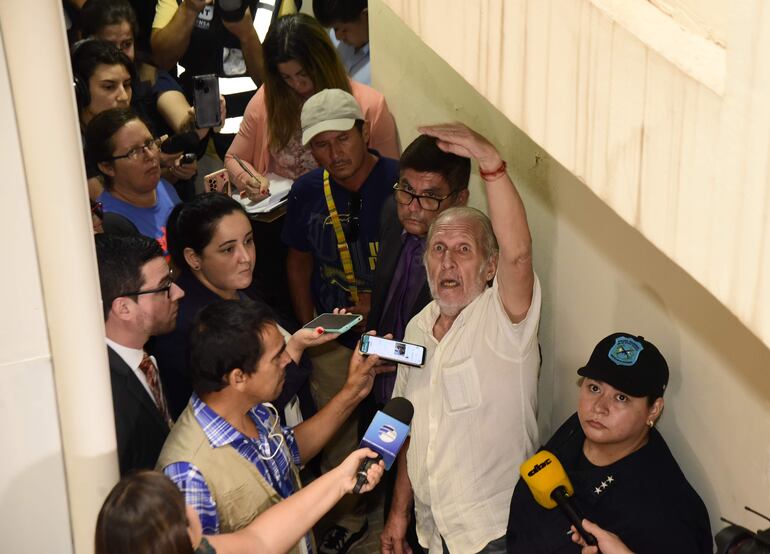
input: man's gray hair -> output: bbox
[426,206,499,261]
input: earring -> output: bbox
[647,420,654,428]
[191,265,200,271]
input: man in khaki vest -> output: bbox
[157,300,386,554]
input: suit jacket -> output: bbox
[108,346,169,476]
[368,196,433,332]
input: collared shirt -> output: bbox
[393,276,542,553]
[330,32,371,85]
[163,394,302,535]
[105,338,161,407]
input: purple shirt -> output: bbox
[375,233,426,402]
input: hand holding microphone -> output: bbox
[520,450,599,549]
[570,519,634,554]
[353,397,414,494]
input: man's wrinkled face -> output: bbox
[425,217,496,317]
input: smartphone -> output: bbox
[359,335,426,367]
[193,74,221,129]
[204,168,230,194]
[302,313,363,334]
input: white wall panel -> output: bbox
[382,0,770,352]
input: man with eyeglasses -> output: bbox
[95,233,185,475]
[281,88,398,553]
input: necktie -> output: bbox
[139,353,172,428]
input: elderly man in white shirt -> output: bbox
[380,124,541,554]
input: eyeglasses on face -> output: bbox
[117,268,176,299]
[109,137,162,162]
[392,182,457,211]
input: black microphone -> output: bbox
[160,131,200,154]
[217,0,248,22]
[353,397,414,494]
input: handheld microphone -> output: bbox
[160,132,200,155]
[352,397,413,494]
[520,450,598,548]
[217,0,248,22]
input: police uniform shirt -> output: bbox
[506,413,713,554]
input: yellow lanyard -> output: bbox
[323,170,359,304]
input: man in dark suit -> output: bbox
[367,134,470,404]
[95,234,185,475]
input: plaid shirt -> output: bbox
[163,394,303,538]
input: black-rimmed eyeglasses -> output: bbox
[118,268,176,299]
[392,182,457,211]
[108,137,162,162]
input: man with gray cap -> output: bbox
[282,88,399,553]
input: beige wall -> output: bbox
[381,0,770,359]
[0,1,121,552]
[371,0,770,536]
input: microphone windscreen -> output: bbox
[381,397,414,425]
[519,450,575,509]
[160,132,200,154]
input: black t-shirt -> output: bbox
[506,413,713,554]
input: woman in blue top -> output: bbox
[86,107,180,250]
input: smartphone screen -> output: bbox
[302,313,362,334]
[359,335,426,367]
[193,74,221,129]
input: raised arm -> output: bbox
[151,0,211,70]
[417,123,534,323]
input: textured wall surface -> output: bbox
[382,0,770,354]
[371,0,770,538]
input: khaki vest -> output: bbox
[157,404,307,553]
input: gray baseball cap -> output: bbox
[301,88,364,145]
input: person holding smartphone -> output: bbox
[156,300,393,551]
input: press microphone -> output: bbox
[352,397,414,494]
[217,0,248,22]
[520,450,598,548]
[160,131,200,155]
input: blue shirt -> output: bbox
[331,32,371,85]
[163,394,303,536]
[98,178,180,255]
[281,154,399,345]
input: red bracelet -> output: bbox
[479,160,507,181]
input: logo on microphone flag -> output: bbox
[360,411,410,469]
[379,424,397,443]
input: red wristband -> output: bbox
[479,160,507,181]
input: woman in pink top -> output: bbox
[225,13,398,200]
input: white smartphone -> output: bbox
[302,313,363,334]
[359,335,426,367]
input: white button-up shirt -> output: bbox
[393,276,541,553]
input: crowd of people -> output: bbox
[65,0,714,552]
